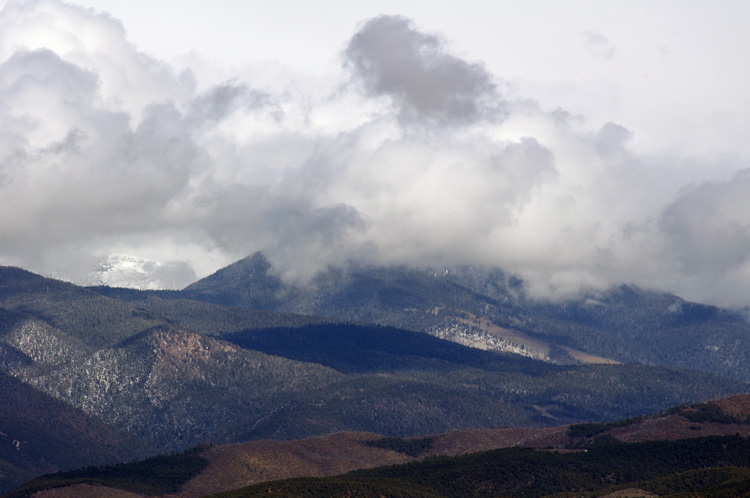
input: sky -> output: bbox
[1,0,750,307]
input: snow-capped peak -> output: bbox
[87,254,196,290]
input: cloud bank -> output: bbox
[1,2,749,308]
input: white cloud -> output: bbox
[0,2,749,308]
[584,31,615,59]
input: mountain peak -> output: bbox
[182,252,284,308]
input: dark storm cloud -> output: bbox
[660,169,750,276]
[264,201,369,280]
[344,15,501,123]
[198,183,369,281]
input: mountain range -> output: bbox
[2,254,750,494]
[179,253,750,382]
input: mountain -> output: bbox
[11,394,750,498]
[182,252,750,382]
[7,300,741,454]
[0,266,166,349]
[2,264,750,493]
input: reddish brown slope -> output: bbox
[24,393,750,498]
[176,427,556,498]
[525,393,750,448]
[32,484,145,498]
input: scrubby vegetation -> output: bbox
[364,436,435,457]
[206,436,750,498]
[667,402,749,425]
[567,415,644,438]
[4,446,208,498]
[208,476,444,498]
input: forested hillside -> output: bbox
[180,253,750,382]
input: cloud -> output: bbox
[188,82,279,126]
[595,121,632,156]
[657,169,750,306]
[0,1,749,309]
[0,2,203,277]
[584,31,615,59]
[344,15,501,124]
[0,0,189,116]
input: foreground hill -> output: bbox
[11,395,750,498]
[185,395,750,498]
[181,253,750,382]
[239,436,750,498]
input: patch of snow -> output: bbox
[83,254,196,290]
